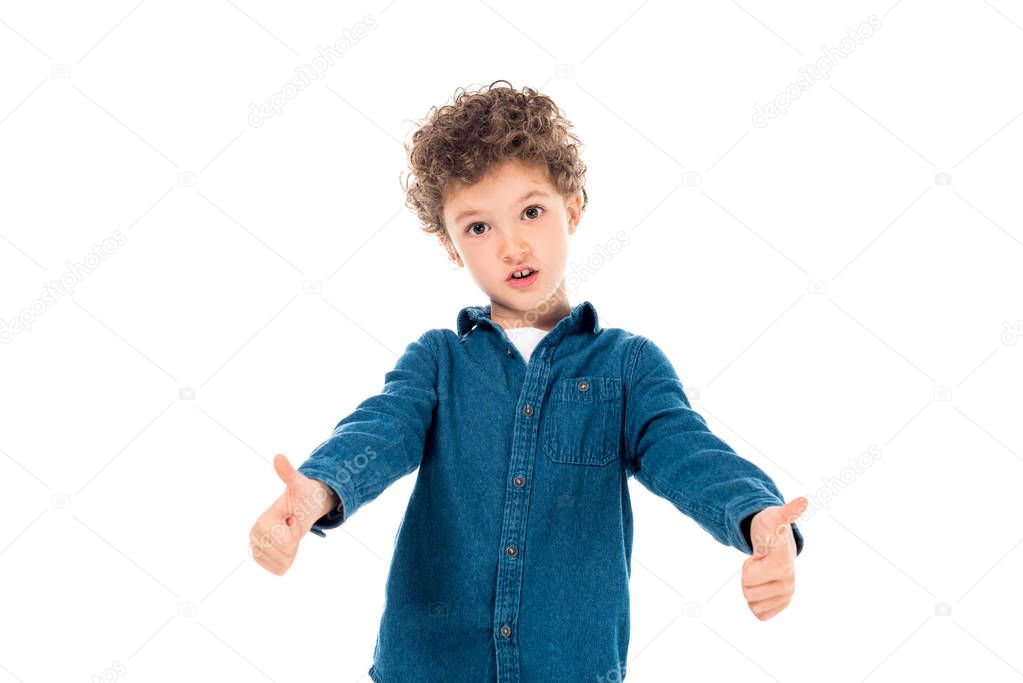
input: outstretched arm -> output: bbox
[623,335,805,556]
[297,330,439,537]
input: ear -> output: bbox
[566,191,583,236]
[439,233,463,267]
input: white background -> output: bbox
[2,1,1022,681]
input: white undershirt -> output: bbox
[504,326,548,364]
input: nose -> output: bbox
[496,224,530,261]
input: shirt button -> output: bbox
[506,347,513,356]
[577,380,589,392]
[513,476,525,488]
[505,545,518,558]
[500,624,512,637]
[523,404,533,417]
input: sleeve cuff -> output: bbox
[297,466,354,538]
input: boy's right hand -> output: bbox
[249,453,338,576]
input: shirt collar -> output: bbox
[456,300,600,338]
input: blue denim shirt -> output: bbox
[297,300,804,682]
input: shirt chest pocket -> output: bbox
[543,377,623,466]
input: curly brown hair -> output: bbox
[401,79,588,253]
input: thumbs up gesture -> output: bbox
[740,496,808,621]
[249,453,339,575]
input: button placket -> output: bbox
[494,345,548,675]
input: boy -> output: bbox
[249,80,807,682]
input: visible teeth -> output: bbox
[512,269,534,279]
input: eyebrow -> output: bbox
[453,189,552,224]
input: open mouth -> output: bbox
[507,268,539,287]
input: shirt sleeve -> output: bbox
[624,336,804,556]
[297,330,439,537]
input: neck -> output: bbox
[490,284,572,332]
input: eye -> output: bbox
[464,206,545,237]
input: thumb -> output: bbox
[273,453,304,490]
[751,496,807,559]
[273,453,307,529]
[782,496,809,525]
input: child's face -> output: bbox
[440,158,582,321]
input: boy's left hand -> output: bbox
[741,496,808,621]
